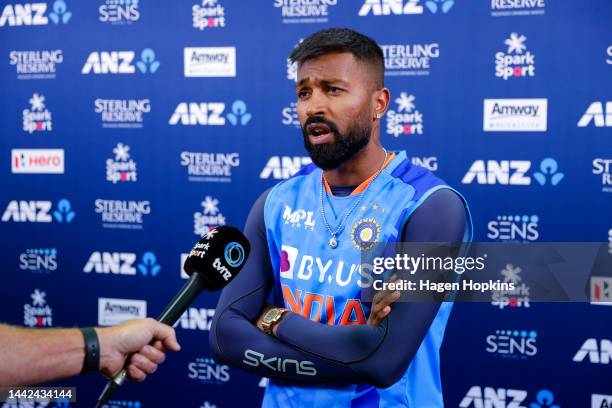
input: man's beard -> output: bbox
[302,116,371,171]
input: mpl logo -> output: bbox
[462,158,564,186]
[593,394,612,408]
[188,357,230,384]
[283,206,316,231]
[281,101,300,127]
[12,148,64,174]
[385,92,424,136]
[2,198,75,223]
[169,100,251,126]
[10,49,63,79]
[0,1,71,27]
[22,93,52,133]
[592,158,612,193]
[495,33,536,80]
[98,298,147,326]
[84,251,161,277]
[491,264,531,309]
[573,338,611,365]
[381,43,440,76]
[106,143,137,183]
[577,101,612,128]
[483,99,547,132]
[82,48,159,74]
[19,248,58,273]
[194,196,226,236]
[95,98,151,128]
[193,0,226,30]
[99,0,140,24]
[491,0,545,17]
[259,156,312,180]
[184,47,235,77]
[176,307,215,331]
[274,0,338,24]
[180,151,240,183]
[460,387,560,408]
[486,329,538,359]
[487,215,539,242]
[24,289,53,327]
[358,0,455,16]
[411,156,438,171]
[591,276,612,305]
[95,199,150,229]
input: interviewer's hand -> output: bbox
[367,274,401,326]
[96,318,181,381]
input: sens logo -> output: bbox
[243,349,316,376]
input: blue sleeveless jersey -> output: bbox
[262,151,472,408]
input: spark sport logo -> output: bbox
[24,289,53,327]
[495,33,536,80]
[22,93,52,133]
[10,49,63,79]
[192,0,226,30]
[106,143,137,183]
[194,196,226,236]
[385,92,424,136]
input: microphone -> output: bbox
[94,226,250,408]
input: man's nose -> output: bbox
[305,90,327,118]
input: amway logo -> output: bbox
[12,148,64,174]
[483,99,547,132]
[184,47,235,77]
[98,297,147,326]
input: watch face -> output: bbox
[265,309,280,323]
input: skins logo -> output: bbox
[351,218,381,251]
[243,349,316,376]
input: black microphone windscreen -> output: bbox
[183,225,250,290]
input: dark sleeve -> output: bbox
[209,189,368,384]
[273,188,468,387]
[210,187,468,387]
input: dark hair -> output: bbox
[289,28,384,89]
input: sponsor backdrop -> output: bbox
[1,0,611,407]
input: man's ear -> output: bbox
[372,88,390,121]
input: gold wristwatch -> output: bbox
[261,307,289,335]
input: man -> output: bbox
[0,318,181,386]
[210,28,472,407]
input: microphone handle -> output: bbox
[94,273,207,408]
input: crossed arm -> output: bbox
[209,188,466,388]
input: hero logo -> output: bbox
[12,149,64,174]
[462,158,564,186]
[98,298,146,326]
[283,205,315,230]
[577,101,611,127]
[573,338,611,365]
[176,307,215,330]
[259,156,312,180]
[2,198,74,223]
[459,387,559,408]
[243,349,316,376]
[23,92,52,133]
[169,102,225,126]
[0,3,47,26]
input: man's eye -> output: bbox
[297,90,310,98]
[328,87,342,94]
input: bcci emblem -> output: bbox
[351,218,381,251]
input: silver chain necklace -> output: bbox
[319,148,388,249]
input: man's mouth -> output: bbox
[307,123,333,144]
